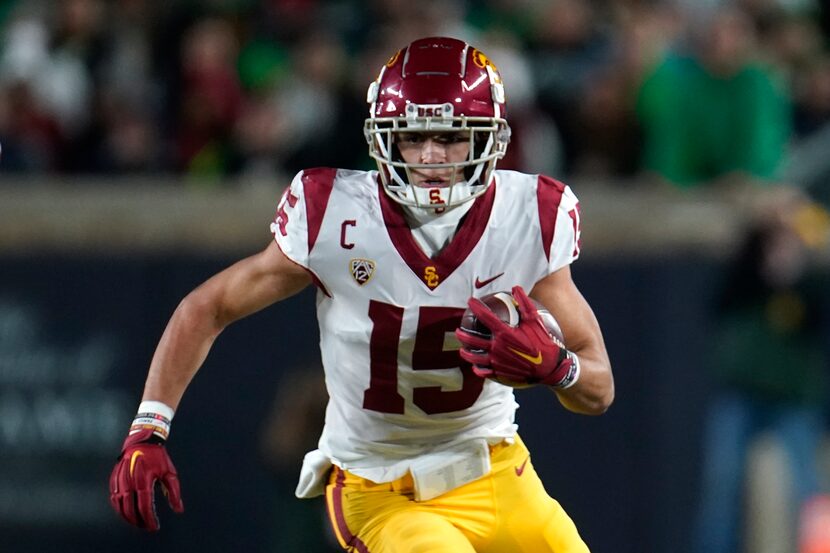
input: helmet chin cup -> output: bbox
[364,36,511,210]
[387,167,478,211]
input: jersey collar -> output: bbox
[378,177,496,291]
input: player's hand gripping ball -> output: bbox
[456,286,578,389]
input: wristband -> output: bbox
[129,400,175,441]
[552,352,581,390]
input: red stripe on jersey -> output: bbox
[537,175,566,262]
[378,179,495,291]
[302,167,338,255]
[331,468,370,552]
[274,188,298,236]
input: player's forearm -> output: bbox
[554,349,614,415]
[141,291,225,410]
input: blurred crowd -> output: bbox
[0,0,829,195]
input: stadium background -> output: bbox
[1,1,829,552]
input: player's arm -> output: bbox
[109,240,311,531]
[529,265,614,415]
[142,240,311,409]
[456,267,614,415]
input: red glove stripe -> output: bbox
[136,487,159,531]
[466,298,513,332]
[458,347,490,366]
[472,365,496,379]
[454,328,491,351]
[510,286,537,320]
[162,474,184,513]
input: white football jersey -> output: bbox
[271,168,581,484]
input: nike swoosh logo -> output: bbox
[474,272,505,289]
[515,457,529,476]
[509,347,543,365]
[130,450,144,477]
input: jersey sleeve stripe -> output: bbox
[536,175,565,262]
[302,167,338,255]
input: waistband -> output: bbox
[329,435,524,493]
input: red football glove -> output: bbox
[456,286,580,388]
[109,428,184,531]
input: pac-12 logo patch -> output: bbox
[350,259,375,286]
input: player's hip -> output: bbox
[324,435,589,552]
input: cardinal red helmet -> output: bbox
[364,37,511,209]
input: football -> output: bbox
[459,290,565,388]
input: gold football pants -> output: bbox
[325,435,589,553]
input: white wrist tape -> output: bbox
[130,400,175,440]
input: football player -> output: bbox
[109,36,614,552]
